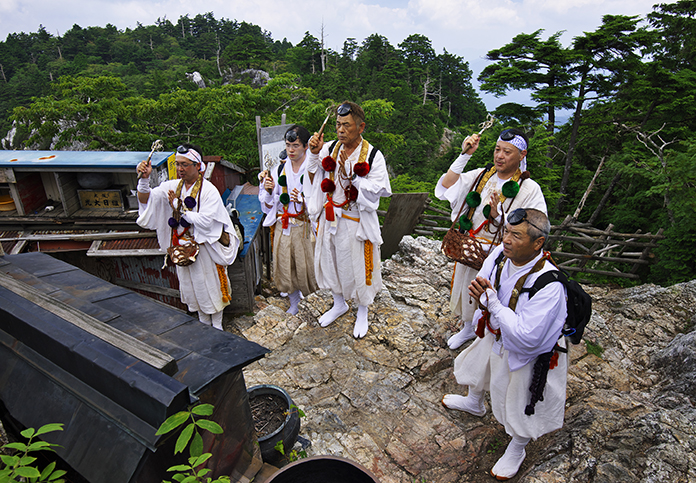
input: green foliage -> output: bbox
[271,404,307,462]
[585,340,604,358]
[0,423,66,483]
[157,403,228,483]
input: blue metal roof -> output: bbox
[0,150,173,169]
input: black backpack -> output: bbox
[520,268,592,345]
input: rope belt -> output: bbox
[341,214,360,222]
[279,208,307,229]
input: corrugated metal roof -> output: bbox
[0,150,173,169]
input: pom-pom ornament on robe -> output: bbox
[347,186,358,201]
[279,192,290,205]
[354,161,370,177]
[179,217,191,228]
[168,217,179,228]
[278,175,287,187]
[321,178,336,193]
[459,216,473,231]
[465,191,481,207]
[483,204,492,219]
[184,196,196,209]
[322,156,336,171]
[502,180,520,198]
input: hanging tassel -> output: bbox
[324,195,335,221]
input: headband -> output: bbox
[498,134,528,152]
[178,149,206,172]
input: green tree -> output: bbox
[479,30,574,133]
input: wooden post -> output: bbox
[380,193,430,259]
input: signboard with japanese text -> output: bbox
[78,189,124,210]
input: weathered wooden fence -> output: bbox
[391,194,665,281]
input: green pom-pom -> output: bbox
[465,191,481,207]
[459,216,473,231]
[502,180,520,198]
[279,192,290,205]
[483,204,491,218]
[278,175,287,187]
[300,175,304,184]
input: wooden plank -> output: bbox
[380,192,430,259]
[549,235,660,248]
[113,277,181,298]
[0,270,177,375]
[559,266,640,279]
[548,251,651,265]
[0,231,156,243]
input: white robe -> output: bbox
[453,245,568,440]
[305,139,391,305]
[258,159,317,295]
[137,178,239,314]
[435,155,547,322]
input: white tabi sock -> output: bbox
[447,320,477,349]
[441,390,486,417]
[353,305,369,339]
[491,436,530,480]
[211,310,224,331]
[287,290,301,316]
[319,293,349,327]
[198,312,212,326]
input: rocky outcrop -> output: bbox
[238,235,696,482]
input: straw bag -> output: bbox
[167,242,200,266]
[440,169,490,270]
[441,228,488,270]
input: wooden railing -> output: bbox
[385,195,665,281]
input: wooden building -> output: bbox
[0,150,262,313]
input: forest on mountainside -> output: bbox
[0,2,695,286]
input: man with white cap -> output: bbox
[436,128,547,349]
[136,143,239,330]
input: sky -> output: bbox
[0,0,660,110]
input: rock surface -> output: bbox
[233,235,696,483]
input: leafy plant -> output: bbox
[271,405,307,463]
[0,423,66,483]
[585,340,604,358]
[156,403,228,483]
[487,437,505,454]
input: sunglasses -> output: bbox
[499,130,516,141]
[337,103,352,116]
[285,130,298,142]
[508,208,544,234]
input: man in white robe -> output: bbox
[136,143,239,330]
[259,125,318,315]
[305,101,392,338]
[442,208,567,480]
[437,129,547,349]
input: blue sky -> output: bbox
[0,0,659,111]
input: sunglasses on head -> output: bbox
[499,130,516,141]
[285,130,298,142]
[336,103,352,116]
[508,208,544,234]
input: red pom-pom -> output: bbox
[354,161,370,177]
[321,178,336,193]
[347,186,358,201]
[322,156,337,171]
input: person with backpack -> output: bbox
[258,125,318,315]
[437,129,547,350]
[442,208,568,480]
[304,101,392,339]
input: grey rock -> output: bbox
[234,235,696,482]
